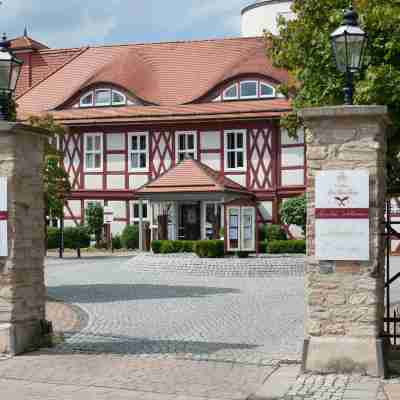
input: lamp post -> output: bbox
[0,38,23,120]
[330,6,368,105]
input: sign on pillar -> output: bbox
[103,206,114,224]
[0,177,7,257]
[315,170,369,261]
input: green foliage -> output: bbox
[151,240,163,254]
[280,195,307,235]
[63,226,91,249]
[267,240,306,254]
[112,234,122,250]
[152,240,196,254]
[259,241,269,254]
[194,240,225,258]
[259,224,287,242]
[121,224,139,249]
[86,204,104,246]
[47,227,60,249]
[266,0,400,191]
[160,240,175,254]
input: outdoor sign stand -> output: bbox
[0,177,7,257]
[104,206,114,252]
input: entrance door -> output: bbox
[180,203,201,240]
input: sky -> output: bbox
[0,0,254,48]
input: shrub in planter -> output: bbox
[181,240,195,253]
[267,239,306,254]
[194,240,224,258]
[121,224,139,249]
[259,224,287,242]
[47,227,60,249]
[112,234,122,250]
[151,240,162,254]
[160,240,175,254]
[63,226,90,249]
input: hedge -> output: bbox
[194,240,225,258]
[47,226,91,250]
[267,240,306,254]
[121,225,139,249]
[151,240,195,254]
[112,234,122,250]
[259,224,287,242]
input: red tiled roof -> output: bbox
[137,158,251,195]
[22,99,291,125]
[17,37,288,116]
[9,35,48,51]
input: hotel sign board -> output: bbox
[0,177,7,257]
[315,170,369,261]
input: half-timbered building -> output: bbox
[12,31,305,250]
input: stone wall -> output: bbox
[300,106,388,377]
[0,122,47,355]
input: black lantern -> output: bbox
[0,39,23,120]
[330,6,368,105]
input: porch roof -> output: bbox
[136,158,253,200]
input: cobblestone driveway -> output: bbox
[45,254,305,365]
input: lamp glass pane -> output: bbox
[0,61,11,90]
[10,60,22,92]
[332,35,347,73]
[347,35,365,72]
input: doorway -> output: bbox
[179,203,201,240]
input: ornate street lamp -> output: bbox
[330,6,368,105]
[0,38,23,120]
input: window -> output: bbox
[240,81,258,99]
[225,130,246,170]
[132,201,149,223]
[95,89,111,106]
[112,90,126,105]
[222,84,238,100]
[176,132,197,162]
[260,83,275,98]
[204,202,222,240]
[129,132,148,171]
[84,133,103,171]
[80,91,94,107]
[227,206,255,252]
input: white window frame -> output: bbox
[203,201,223,240]
[240,80,258,99]
[227,206,241,251]
[175,131,197,162]
[80,91,94,107]
[94,88,112,107]
[222,83,239,100]
[224,129,246,172]
[131,200,150,223]
[128,132,149,172]
[84,133,103,172]
[259,82,276,99]
[111,89,127,106]
[227,206,256,252]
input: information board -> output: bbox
[103,206,114,224]
[0,177,7,257]
[315,170,369,261]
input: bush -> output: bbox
[160,240,175,254]
[112,234,122,250]
[121,225,139,249]
[151,240,162,254]
[259,241,268,254]
[63,226,91,249]
[259,224,287,242]
[194,240,224,258]
[47,227,60,249]
[280,195,307,235]
[267,240,306,254]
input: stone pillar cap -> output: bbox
[0,121,50,137]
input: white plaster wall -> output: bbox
[66,200,81,217]
[108,201,127,219]
[111,221,126,235]
[201,131,220,150]
[107,133,125,150]
[84,175,103,190]
[226,174,246,187]
[129,174,149,190]
[281,169,304,186]
[201,152,220,171]
[258,201,273,221]
[281,128,304,145]
[241,1,294,37]
[107,175,125,190]
[281,147,304,167]
[107,154,125,172]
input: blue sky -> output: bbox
[1,0,253,48]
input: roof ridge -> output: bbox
[16,47,90,100]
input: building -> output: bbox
[12,1,305,251]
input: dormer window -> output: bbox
[79,88,127,107]
[260,83,275,98]
[222,84,238,100]
[217,79,277,102]
[240,81,258,99]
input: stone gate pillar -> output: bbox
[0,122,47,355]
[300,106,388,377]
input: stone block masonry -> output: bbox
[0,122,47,355]
[299,106,389,377]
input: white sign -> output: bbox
[103,206,114,224]
[0,177,7,257]
[315,170,369,261]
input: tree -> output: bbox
[86,204,104,247]
[266,0,400,192]
[28,115,71,221]
[280,195,307,235]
